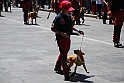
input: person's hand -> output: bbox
[107,10,111,15]
[50,8,54,12]
[60,32,68,37]
[78,30,84,36]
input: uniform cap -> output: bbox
[59,1,75,12]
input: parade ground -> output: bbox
[0,7,124,83]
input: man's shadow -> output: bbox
[68,73,94,83]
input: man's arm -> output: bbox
[50,0,54,9]
[72,27,84,35]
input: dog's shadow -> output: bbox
[28,23,40,26]
[68,73,94,83]
[117,45,124,49]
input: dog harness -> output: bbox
[76,56,85,66]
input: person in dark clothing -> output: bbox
[51,1,84,80]
[21,0,32,24]
[107,0,124,47]
[41,0,46,9]
[0,0,3,12]
[102,0,113,24]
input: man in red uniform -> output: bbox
[71,0,80,24]
[107,0,124,48]
[102,0,113,24]
[20,0,32,24]
[51,1,84,80]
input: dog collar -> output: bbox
[76,57,85,66]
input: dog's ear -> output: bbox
[82,52,85,55]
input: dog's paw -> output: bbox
[87,71,90,73]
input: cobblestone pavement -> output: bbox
[0,7,124,83]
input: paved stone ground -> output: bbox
[0,7,124,83]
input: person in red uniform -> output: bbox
[71,0,80,25]
[20,0,32,24]
[79,0,86,7]
[91,0,96,15]
[51,0,70,14]
[102,0,113,24]
[107,0,124,47]
[51,1,84,80]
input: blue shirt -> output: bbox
[52,13,73,39]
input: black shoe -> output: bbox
[114,42,123,48]
[64,72,76,81]
[109,22,114,24]
[103,22,106,24]
[24,22,28,25]
[54,66,63,75]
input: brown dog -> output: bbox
[78,7,86,24]
[28,11,37,24]
[35,5,40,17]
[67,49,89,74]
[27,5,40,24]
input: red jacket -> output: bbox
[21,0,32,11]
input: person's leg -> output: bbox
[97,4,102,19]
[112,10,123,47]
[55,38,70,72]
[55,38,71,80]
[103,5,107,24]
[86,0,91,14]
[23,10,28,24]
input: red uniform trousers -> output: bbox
[102,5,113,24]
[91,1,96,15]
[56,37,70,73]
[112,10,124,43]
[21,1,31,23]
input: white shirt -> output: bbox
[96,0,103,4]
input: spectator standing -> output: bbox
[47,0,51,9]
[71,0,80,24]
[96,0,103,19]
[86,0,91,14]
[0,0,3,12]
[91,0,96,15]
[79,0,86,7]
[41,0,46,9]
[102,0,113,24]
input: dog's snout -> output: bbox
[74,50,78,54]
[74,50,77,54]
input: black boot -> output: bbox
[54,66,63,75]
[114,42,123,48]
[64,72,76,81]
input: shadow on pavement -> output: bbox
[69,73,95,83]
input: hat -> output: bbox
[59,1,75,12]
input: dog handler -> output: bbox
[51,1,84,80]
[20,0,32,24]
[107,0,124,47]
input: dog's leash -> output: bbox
[80,35,84,51]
